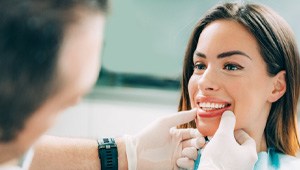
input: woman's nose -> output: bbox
[197,68,220,92]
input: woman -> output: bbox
[178,2,300,169]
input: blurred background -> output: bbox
[47,0,300,138]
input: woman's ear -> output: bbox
[267,70,286,102]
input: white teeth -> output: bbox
[198,102,228,110]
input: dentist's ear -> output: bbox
[268,70,286,102]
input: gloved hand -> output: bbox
[198,111,258,170]
[177,146,200,170]
[124,109,205,170]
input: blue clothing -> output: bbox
[194,148,300,170]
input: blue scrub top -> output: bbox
[194,148,300,170]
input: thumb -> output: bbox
[164,109,197,128]
[217,110,236,134]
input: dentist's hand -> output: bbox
[198,111,258,170]
[124,109,205,170]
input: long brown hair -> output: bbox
[178,2,300,156]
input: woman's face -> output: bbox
[188,20,276,137]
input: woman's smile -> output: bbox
[195,97,232,118]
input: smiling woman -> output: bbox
[190,19,275,139]
[177,2,300,169]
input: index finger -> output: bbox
[164,109,197,128]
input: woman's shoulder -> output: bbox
[255,148,300,169]
[271,149,300,169]
[277,153,300,164]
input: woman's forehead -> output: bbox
[194,20,259,59]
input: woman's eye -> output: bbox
[193,63,206,71]
[223,63,244,71]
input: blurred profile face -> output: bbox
[188,20,278,138]
[9,12,105,158]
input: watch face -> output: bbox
[103,138,110,143]
[99,138,117,148]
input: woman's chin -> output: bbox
[196,119,220,137]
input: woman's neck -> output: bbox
[246,121,268,153]
[247,104,271,153]
[258,134,267,152]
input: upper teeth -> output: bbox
[199,102,226,109]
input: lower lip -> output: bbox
[197,106,231,118]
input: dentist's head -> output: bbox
[0,0,108,162]
[178,2,300,156]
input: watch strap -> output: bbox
[97,138,118,170]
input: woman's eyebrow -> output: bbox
[193,50,252,60]
[217,50,252,60]
[193,51,206,58]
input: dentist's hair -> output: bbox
[178,2,300,156]
[0,0,108,142]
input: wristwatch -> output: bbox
[97,138,118,170]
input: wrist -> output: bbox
[115,138,128,170]
[123,135,137,170]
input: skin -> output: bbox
[188,20,286,152]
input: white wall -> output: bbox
[47,87,180,138]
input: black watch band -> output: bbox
[97,138,118,170]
